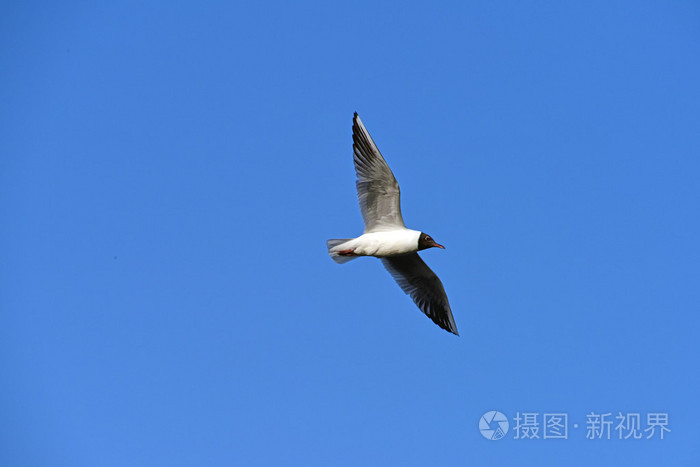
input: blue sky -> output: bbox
[2,1,699,465]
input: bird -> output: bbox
[327,113,458,335]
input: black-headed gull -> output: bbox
[327,113,458,335]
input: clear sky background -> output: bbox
[2,1,699,466]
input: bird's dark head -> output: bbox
[418,232,445,251]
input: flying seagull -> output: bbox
[327,113,458,335]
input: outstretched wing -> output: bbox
[381,253,458,335]
[352,113,405,232]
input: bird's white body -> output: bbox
[330,229,421,258]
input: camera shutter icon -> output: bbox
[479,411,509,440]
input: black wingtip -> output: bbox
[441,323,459,336]
[450,322,460,336]
[437,313,459,336]
[354,111,358,119]
[431,320,459,336]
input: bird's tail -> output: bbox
[327,238,357,264]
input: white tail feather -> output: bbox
[326,238,357,264]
